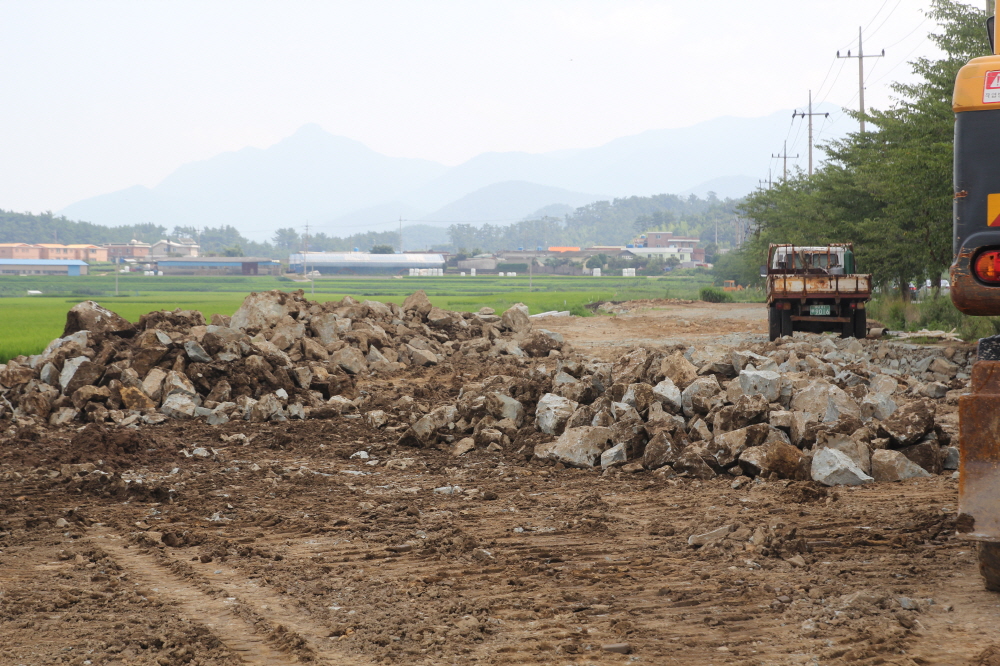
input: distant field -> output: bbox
[0,273,749,362]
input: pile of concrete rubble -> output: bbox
[0,289,972,488]
[0,289,568,428]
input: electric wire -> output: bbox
[866,0,904,40]
[861,0,892,37]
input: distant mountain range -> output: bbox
[59,105,847,241]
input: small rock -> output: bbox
[942,446,959,470]
[452,438,476,456]
[183,340,213,364]
[688,525,732,546]
[365,410,388,429]
[600,442,627,469]
[920,382,949,399]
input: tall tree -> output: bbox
[736,0,990,294]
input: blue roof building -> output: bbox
[0,259,89,276]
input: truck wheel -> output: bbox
[768,307,780,341]
[780,309,793,338]
[979,542,1000,591]
[853,309,867,339]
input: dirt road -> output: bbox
[1,301,997,666]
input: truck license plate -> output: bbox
[809,305,831,316]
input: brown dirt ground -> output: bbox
[1,303,998,666]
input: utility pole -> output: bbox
[772,140,799,182]
[759,169,773,191]
[399,216,403,254]
[304,221,313,295]
[837,27,884,133]
[792,90,829,176]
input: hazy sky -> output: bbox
[0,0,976,214]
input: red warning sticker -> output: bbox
[985,71,1000,104]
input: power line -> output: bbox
[865,37,931,89]
[861,0,892,37]
[883,17,930,51]
[866,0,904,40]
[816,57,850,106]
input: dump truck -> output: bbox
[950,14,1000,591]
[764,243,871,342]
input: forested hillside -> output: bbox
[447,193,742,252]
[0,210,165,246]
[3,192,742,259]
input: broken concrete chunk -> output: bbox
[791,381,861,423]
[163,370,197,399]
[642,428,688,470]
[621,382,656,415]
[249,393,285,422]
[871,449,933,482]
[660,351,699,390]
[738,369,781,403]
[738,438,803,479]
[942,446,959,470]
[811,447,874,486]
[160,393,198,420]
[365,410,388,429]
[860,392,897,421]
[600,442,627,469]
[899,439,943,475]
[408,346,438,367]
[688,525,732,546]
[330,346,368,375]
[816,432,871,475]
[651,378,683,414]
[534,426,613,468]
[402,290,434,316]
[878,399,935,447]
[183,340,213,364]
[58,356,89,392]
[681,375,721,418]
[868,375,898,396]
[63,300,135,337]
[500,305,532,334]
[230,290,295,333]
[485,392,524,427]
[309,313,341,346]
[672,447,717,479]
[535,393,579,436]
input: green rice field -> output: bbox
[0,273,752,362]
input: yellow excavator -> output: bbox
[952,13,1000,589]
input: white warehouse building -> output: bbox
[289,252,445,275]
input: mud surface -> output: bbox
[2,304,998,666]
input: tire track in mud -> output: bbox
[88,527,373,666]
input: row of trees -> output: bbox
[723,0,985,294]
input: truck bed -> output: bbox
[766,273,872,301]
